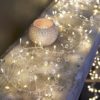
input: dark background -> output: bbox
[0,0,51,56]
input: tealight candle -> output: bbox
[29,18,58,46]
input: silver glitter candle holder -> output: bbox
[29,18,58,46]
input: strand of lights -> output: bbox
[88,48,100,100]
[0,0,99,100]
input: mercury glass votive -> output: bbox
[29,18,58,46]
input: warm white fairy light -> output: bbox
[24,85,28,88]
[26,41,29,45]
[96,0,100,4]
[55,0,58,3]
[19,38,22,45]
[31,56,34,60]
[5,86,10,90]
[34,75,38,81]
[89,50,100,80]
[53,45,57,50]
[44,61,49,67]
[57,74,61,78]
[88,48,100,100]
[19,49,24,53]
[1,68,4,73]
[93,9,99,15]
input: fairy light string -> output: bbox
[0,0,99,100]
[87,47,100,100]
